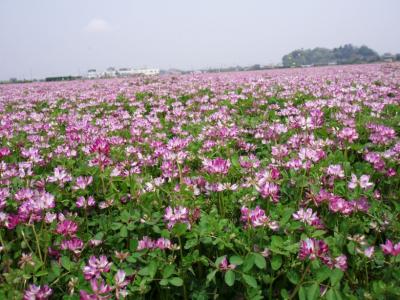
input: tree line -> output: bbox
[282,44,400,67]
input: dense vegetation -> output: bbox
[0,63,400,299]
[282,44,388,67]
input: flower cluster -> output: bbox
[240,206,279,230]
[164,206,191,229]
[137,236,175,250]
[380,240,400,256]
[299,238,347,271]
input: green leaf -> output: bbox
[316,265,331,282]
[169,277,184,287]
[281,208,295,225]
[162,264,176,278]
[325,288,344,300]
[148,261,157,278]
[271,235,284,248]
[35,270,48,277]
[298,286,306,300]
[242,274,258,288]
[172,223,188,236]
[311,230,326,238]
[61,256,73,271]
[224,270,235,286]
[306,283,319,300]
[333,289,343,300]
[325,289,336,300]
[120,210,130,223]
[138,267,149,276]
[111,222,123,230]
[206,269,217,284]
[184,239,198,249]
[330,269,343,287]
[129,239,138,252]
[253,253,266,269]
[119,225,128,238]
[281,289,290,300]
[160,279,168,286]
[271,255,282,271]
[242,254,255,272]
[287,270,300,284]
[229,255,244,266]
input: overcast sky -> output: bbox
[0,0,399,80]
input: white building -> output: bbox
[132,68,160,76]
[103,67,117,78]
[118,68,137,77]
[87,69,98,79]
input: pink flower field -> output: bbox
[0,63,400,299]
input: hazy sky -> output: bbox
[1,0,399,80]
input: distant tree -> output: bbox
[395,54,400,61]
[248,64,261,71]
[332,44,379,64]
[358,46,380,62]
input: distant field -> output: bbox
[0,63,400,299]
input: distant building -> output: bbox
[118,68,136,77]
[86,67,160,79]
[382,53,395,62]
[132,68,160,76]
[103,67,117,78]
[87,69,98,79]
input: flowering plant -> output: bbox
[0,63,400,299]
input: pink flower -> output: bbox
[240,206,278,230]
[23,284,52,300]
[114,270,130,288]
[90,138,111,155]
[202,157,231,175]
[137,236,154,250]
[137,236,174,251]
[367,123,396,145]
[334,254,348,271]
[0,147,11,158]
[47,166,72,186]
[381,240,400,256]
[348,174,373,190]
[218,256,236,271]
[83,255,112,280]
[76,196,96,209]
[292,208,323,228]
[164,206,191,230]
[256,181,280,202]
[364,246,375,258]
[56,220,78,237]
[326,164,345,178]
[338,127,358,143]
[299,238,329,261]
[60,237,84,255]
[80,278,112,300]
[73,176,93,190]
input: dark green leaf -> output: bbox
[169,277,184,286]
[229,256,244,266]
[298,286,306,300]
[224,270,235,286]
[253,253,266,269]
[271,255,282,271]
[61,256,73,271]
[242,274,257,288]
[287,270,300,284]
[162,264,176,278]
[330,269,343,287]
[306,283,319,300]
[242,254,255,272]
